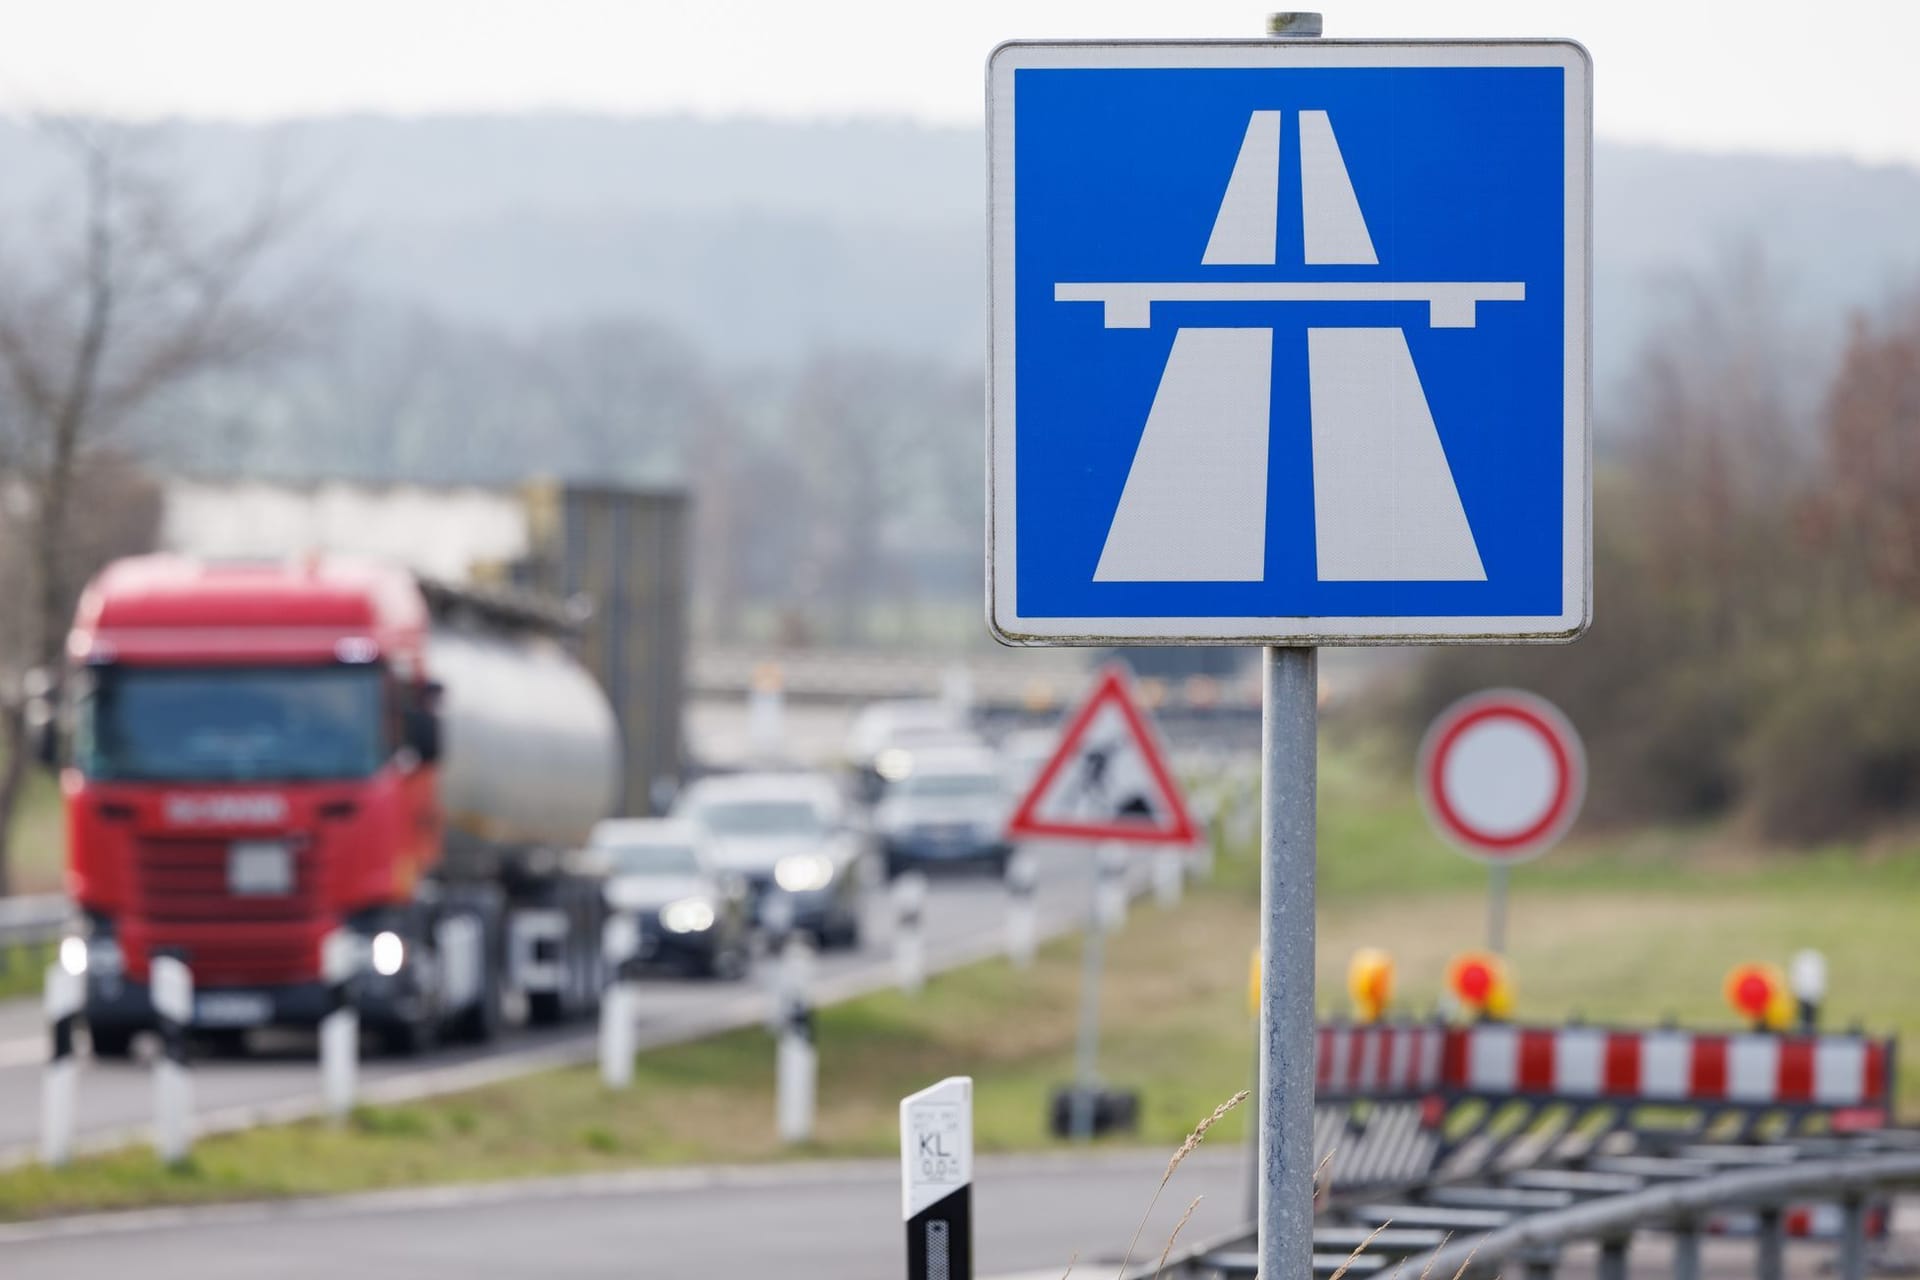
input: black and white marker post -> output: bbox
[892,871,928,995]
[41,956,83,1167]
[150,951,194,1164]
[901,1076,973,1280]
[1003,849,1039,969]
[599,913,642,1090]
[775,928,817,1144]
[320,929,363,1121]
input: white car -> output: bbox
[584,818,752,979]
[671,772,867,948]
[873,746,1015,878]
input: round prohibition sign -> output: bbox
[1417,689,1586,863]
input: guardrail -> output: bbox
[1422,1148,1920,1279]
[0,895,68,952]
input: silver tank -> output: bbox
[426,625,621,849]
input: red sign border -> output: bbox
[1417,689,1585,863]
[1006,664,1199,847]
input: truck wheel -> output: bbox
[89,1025,135,1060]
[384,1012,440,1057]
[527,991,565,1026]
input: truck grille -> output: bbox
[134,836,319,924]
[144,933,318,987]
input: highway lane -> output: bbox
[0,845,1117,1160]
[0,1148,1249,1280]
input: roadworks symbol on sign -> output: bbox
[1006,665,1197,846]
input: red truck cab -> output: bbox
[63,555,443,1053]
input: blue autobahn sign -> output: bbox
[987,41,1592,644]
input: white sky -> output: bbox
[1,0,1916,166]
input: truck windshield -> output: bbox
[76,665,387,783]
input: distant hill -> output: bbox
[1,112,1915,388]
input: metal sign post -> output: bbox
[1260,645,1317,1277]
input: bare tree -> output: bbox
[0,119,299,895]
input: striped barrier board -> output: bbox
[1315,1024,1449,1098]
[1314,1021,1895,1119]
[1446,1025,1892,1114]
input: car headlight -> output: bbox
[59,935,89,977]
[774,852,835,893]
[660,897,717,934]
[875,748,914,781]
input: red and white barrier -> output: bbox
[1315,1024,1449,1097]
[1314,1021,1894,1116]
[1445,1025,1890,1110]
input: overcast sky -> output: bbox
[2,0,1915,166]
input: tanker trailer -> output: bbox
[62,555,621,1055]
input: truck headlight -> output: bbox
[59,936,89,977]
[774,852,834,893]
[371,930,406,976]
[660,897,717,934]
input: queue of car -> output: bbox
[587,697,1045,986]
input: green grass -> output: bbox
[1,764,64,896]
[3,737,1918,1220]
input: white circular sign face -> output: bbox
[1417,690,1585,862]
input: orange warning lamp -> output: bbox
[1446,951,1512,1022]
[1724,962,1794,1031]
[1347,948,1395,1023]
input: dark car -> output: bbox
[585,818,752,979]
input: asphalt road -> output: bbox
[2,1150,1912,1280]
[0,1149,1249,1280]
[0,845,1114,1161]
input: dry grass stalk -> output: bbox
[1448,1242,1483,1280]
[1151,1195,1204,1279]
[1114,1090,1250,1278]
[1328,1218,1393,1280]
[1418,1231,1454,1279]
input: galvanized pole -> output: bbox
[1257,19,1323,1277]
[1070,844,1110,1140]
[1259,643,1318,1277]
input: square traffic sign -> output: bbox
[987,41,1591,644]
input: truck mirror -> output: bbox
[31,717,59,771]
[405,706,443,764]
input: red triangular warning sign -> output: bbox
[1006,664,1198,847]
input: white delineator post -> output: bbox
[775,931,817,1144]
[892,871,927,995]
[1152,846,1184,908]
[319,930,363,1122]
[901,1076,974,1280]
[150,952,194,1165]
[1791,948,1827,1033]
[599,913,642,1090]
[40,961,83,1168]
[747,662,786,763]
[1003,849,1039,969]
